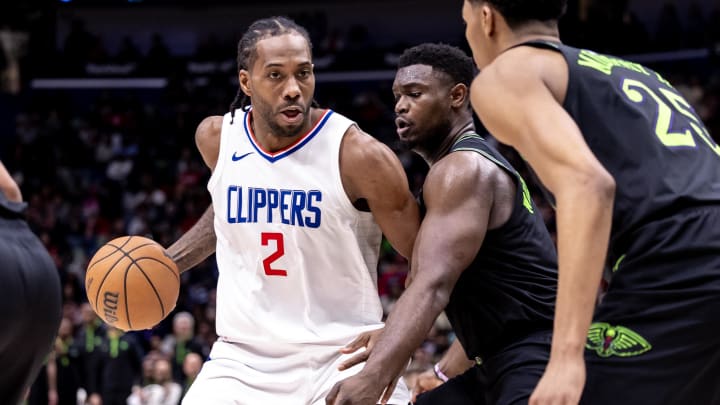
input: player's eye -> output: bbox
[268,71,281,79]
[297,69,311,79]
[410,92,422,98]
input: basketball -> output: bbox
[85,235,180,331]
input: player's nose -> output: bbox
[283,76,301,100]
[395,97,408,114]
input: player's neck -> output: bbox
[420,118,475,166]
[500,23,560,52]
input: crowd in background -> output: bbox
[0,1,719,404]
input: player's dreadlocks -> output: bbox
[229,16,317,124]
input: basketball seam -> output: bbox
[134,257,179,282]
[123,257,132,330]
[91,236,135,312]
[131,262,166,319]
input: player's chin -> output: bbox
[397,129,415,145]
[275,121,305,138]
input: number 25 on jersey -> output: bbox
[622,79,720,157]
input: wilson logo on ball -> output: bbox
[103,291,120,324]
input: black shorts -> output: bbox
[0,216,62,405]
[416,330,551,405]
[583,207,720,404]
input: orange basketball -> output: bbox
[85,235,180,331]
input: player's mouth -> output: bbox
[395,117,412,138]
[279,106,304,125]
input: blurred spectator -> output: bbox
[181,352,203,396]
[0,23,28,94]
[75,303,106,401]
[159,312,203,383]
[127,357,182,405]
[94,327,144,405]
[48,317,82,405]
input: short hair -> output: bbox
[397,43,475,88]
[468,0,567,28]
[173,311,195,328]
[229,16,314,121]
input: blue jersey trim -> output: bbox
[243,109,334,163]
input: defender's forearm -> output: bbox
[167,205,216,273]
[552,181,614,359]
[437,338,475,379]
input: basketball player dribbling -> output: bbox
[459,0,720,404]
[0,161,62,405]
[169,17,420,405]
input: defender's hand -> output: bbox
[412,368,444,402]
[529,356,585,405]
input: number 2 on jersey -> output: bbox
[621,78,720,157]
[261,232,287,277]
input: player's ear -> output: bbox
[450,83,469,109]
[238,69,252,97]
[481,3,495,37]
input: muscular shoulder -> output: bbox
[340,125,403,202]
[475,46,568,103]
[341,125,395,163]
[426,151,500,202]
[426,151,515,228]
[195,115,224,171]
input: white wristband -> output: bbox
[433,363,449,383]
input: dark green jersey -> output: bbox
[420,134,557,360]
[522,41,720,259]
[0,192,26,218]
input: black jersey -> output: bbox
[420,133,557,361]
[521,41,720,261]
[0,191,27,218]
[0,193,61,405]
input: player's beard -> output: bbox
[263,105,310,138]
[399,119,452,155]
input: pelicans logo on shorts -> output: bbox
[586,322,652,358]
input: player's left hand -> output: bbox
[326,372,385,405]
[529,355,585,405]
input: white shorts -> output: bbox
[182,339,410,405]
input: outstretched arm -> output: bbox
[167,205,216,274]
[470,49,615,405]
[165,116,223,273]
[327,152,495,404]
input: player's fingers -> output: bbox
[340,334,369,353]
[338,350,369,370]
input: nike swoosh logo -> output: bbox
[231,152,254,161]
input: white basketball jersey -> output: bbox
[208,108,385,345]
